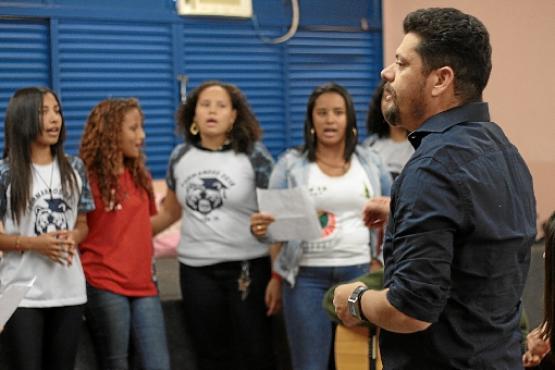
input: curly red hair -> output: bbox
[80,98,153,209]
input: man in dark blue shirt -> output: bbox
[333,7,536,369]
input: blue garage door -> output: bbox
[181,19,286,157]
[0,1,383,175]
[0,19,50,155]
[286,30,383,147]
[56,20,176,177]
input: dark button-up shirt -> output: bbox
[381,102,536,369]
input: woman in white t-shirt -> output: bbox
[250,82,392,370]
[0,87,95,370]
[152,81,278,370]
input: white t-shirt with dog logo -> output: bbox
[167,144,270,267]
[0,156,95,307]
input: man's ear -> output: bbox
[431,66,455,97]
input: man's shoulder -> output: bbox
[416,120,511,167]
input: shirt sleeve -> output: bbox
[165,144,188,192]
[385,157,465,323]
[147,176,157,216]
[269,150,296,190]
[71,156,95,213]
[249,142,274,189]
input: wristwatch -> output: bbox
[347,285,369,321]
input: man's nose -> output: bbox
[381,63,394,81]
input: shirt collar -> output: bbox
[408,102,491,149]
[193,141,233,152]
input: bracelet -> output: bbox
[271,271,282,282]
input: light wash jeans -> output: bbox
[282,264,369,370]
[85,284,170,370]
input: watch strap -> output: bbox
[348,285,369,321]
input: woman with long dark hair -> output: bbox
[250,82,392,370]
[0,86,94,370]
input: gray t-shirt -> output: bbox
[363,134,414,179]
[166,143,273,266]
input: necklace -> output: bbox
[32,162,55,199]
[316,155,349,175]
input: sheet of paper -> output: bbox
[257,187,322,241]
[0,276,36,327]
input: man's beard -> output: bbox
[382,82,427,130]
[383,103,401,127]
[382,84,401,127]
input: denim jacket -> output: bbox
[269,145,392,286]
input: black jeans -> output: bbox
[3,305,84,370]
[180,257,276,370]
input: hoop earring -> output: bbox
[190,122,199,135]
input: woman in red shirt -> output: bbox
[79,98,170,370]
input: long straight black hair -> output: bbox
[302,82,358,162]
[3,87,78,224]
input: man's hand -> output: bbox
[363,196,390,228]
[333,282,368,327]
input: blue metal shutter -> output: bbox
[0,18,50,155]
[56,20,176,177]
[286,30,383,147]
[181,20,286,157]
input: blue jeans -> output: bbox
[282,264,369,370]
[85,284,170,370]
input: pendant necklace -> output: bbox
[33,161,55,200]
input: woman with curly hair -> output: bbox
[152,81,277,370]
[0,86,94,370]
[79,98,170,370]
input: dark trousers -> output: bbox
[180,257,276,370]
[3,305,84,370]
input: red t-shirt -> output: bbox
[80,170,158,296]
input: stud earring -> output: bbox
[190,122,199,135]
[310,128,315,136]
